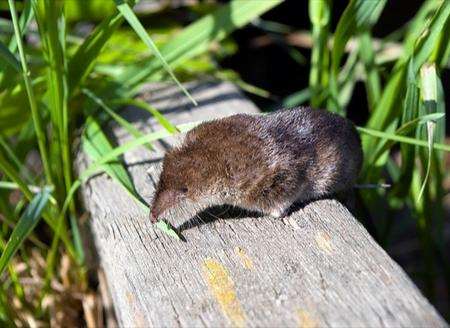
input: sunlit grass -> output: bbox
[302,0,450,303]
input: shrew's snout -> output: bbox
[149,189,181,224]
[150,206,160,223]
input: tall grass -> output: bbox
[0,0,449,324]
[274,0,449,316]
[0,0,281,324]
[301,0,449,309]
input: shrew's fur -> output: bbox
[150,107,363,224]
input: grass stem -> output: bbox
[8,0,53,186]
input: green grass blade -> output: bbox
[358,32,381,112]
[111,98,179,133]
[8,0,53,185]
[430,69,447,271]
[417,63,438,201]
[331,0,386,74]
[328,0,386,113]
[82,89,151,145]
[0,181,57,205]
[0,237,25,303]
[392,59,420,196]
[412,2,450,68]
[401,59,421,132]
[7,0,33,52]
[69,213,85,264]
[0,149,34,202]
[0,41,20,72]
[308,0,331,107]
[0,186,51,276]
[403,0,441,54]
[0,135,32,182]
[434,71,446,154]
[421,63,438,111]
[155,220,180,240]
[214,70,272,99]
[67,11,124,95]
[114,0,197,105]
[336,48,359,110]
[0,0,31,86]
[430,7,450,67]
[357,126,449,152]
[364,113,445,172]
[283,88,312,108]
[118,0,282,91]
[83,117,137,196]
[33,0,71,200]
[402,113,444,130]
[417,121,434,201]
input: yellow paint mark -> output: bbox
[202,259,246,327]
[235,247,254,270]
[126,291,134,303]
[297,309,318,328]
[315,231,333,254]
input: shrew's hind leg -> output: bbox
[267,201,292,219]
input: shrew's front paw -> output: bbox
[268,206,289,219]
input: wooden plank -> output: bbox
[76,81,447,327]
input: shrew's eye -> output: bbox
[180,187,188,193]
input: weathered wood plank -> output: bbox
[76,81,447,327]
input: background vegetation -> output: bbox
[0,0,449,325]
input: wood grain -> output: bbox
[76,81,447,327]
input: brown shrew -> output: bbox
[150,107,363,224]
